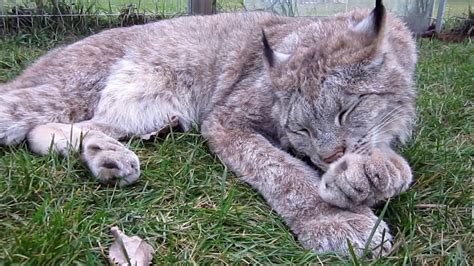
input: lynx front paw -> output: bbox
[295,207,392,257]
[318,149,412,209]
[82,136,140,186]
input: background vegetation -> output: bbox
[1,0,471,33]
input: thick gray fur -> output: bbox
[0,1,417,256]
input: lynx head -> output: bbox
[262,0,416,171]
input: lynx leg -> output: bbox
[27,122,140,186]
[202,117,392,256]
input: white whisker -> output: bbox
[365,107,406,136]
[352,106,411,155]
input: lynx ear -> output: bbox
[351,0,385,40]
[262,29,290,68]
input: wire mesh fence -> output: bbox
[0,0,244,33]
[246,0,471,34]
[0,0,470,34]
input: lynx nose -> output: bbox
[322,148,345,164]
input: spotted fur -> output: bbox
[0,1,416,256]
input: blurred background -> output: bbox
[0,0,472,36]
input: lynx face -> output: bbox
[262,9,416,172]
[285,75,411,172]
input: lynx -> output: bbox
[0,0,416,256]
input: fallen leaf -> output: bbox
[109,226,155,266]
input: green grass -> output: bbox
[443,0,474,17]
[0,33,472,264]
[0,0,245,34]
[1,0,245,13]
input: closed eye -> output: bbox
[296,128,311,137]
[286,123,312,137]
[336,109,348,126]
[336,95,367,126]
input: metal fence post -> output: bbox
[435,0,447,33]
[188,0,216,15]
[0,0,5,33]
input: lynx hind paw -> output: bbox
[298,208,392,257]
[82,136,140,186]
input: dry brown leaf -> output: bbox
[109,226,155,266]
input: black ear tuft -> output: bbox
[373,0,385,34]
[351,0,386,40]
[262,29,274,68]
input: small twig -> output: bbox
[415,204,447,209]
